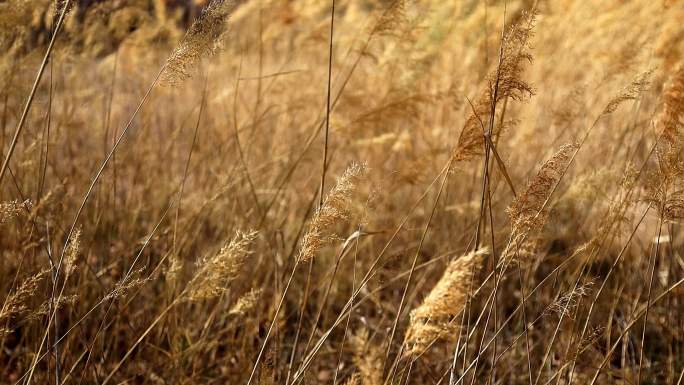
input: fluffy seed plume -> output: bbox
[161,0,240,85]
[371,0,407,37]
[545,280,594,319]
[63,229,81,278]
[0,200,29,225]
[185,230,256,301]
[166,253,183,287]
[648,66,684,220]
[105,268,151,301]
[0,270,48,323]
[657,66,684,171]
[297,162,367,264]
[601,70,653,115]
[453,12,535,162]
[27,294,78,322]
[405,248,487,355]
[345,373,361,385]
[350,327,384,385]
[229,288,261,316]
[503,143,578,263]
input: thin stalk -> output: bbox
[0,0,72,187]
[284,259,314,385]
[319,0,336,208]
[173,76,208,258]
[384,157,453,370]
[23,66,164,385]
[246,263,299,385]
[637,200,665,385]
[589,276,684,385]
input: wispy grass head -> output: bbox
[0,270,48,325]
[0,200,29,225]
[504,143,578,263]
[601,69,653,115]
[229,288,261,316]
[184,229,256,301]
[297,162,367,264]
[63,228,81,278]
[161,0,240,85]
[350,327,384,385]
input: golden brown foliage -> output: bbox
[1,1,683,384]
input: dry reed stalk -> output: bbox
[248,163,366,385]
[589,275,684,385]
[529,276,596,385]
[0,0,72,188]
[503,143,579,264]
[319,0,336,209]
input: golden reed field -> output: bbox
[1,0,684,383]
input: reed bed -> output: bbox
[1,0,684,384]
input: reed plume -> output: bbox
[371,0,407,37]
[229,288,261,316]
[453,12,535,162]
[184,230,256,301]
[63,228,81,278]
[405,248,487,354]
[545,280,594,319]
[105,269,151,301]
[27,294,77,322]
[601,70,653,116]
[0,200,28,225]
[643,66,684,220]
[345,373,361,385]
[0,270,47,325]
[161,0,240,85]
[297,162,367,263]
[350,327,384,385]
[503,143,578,263]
